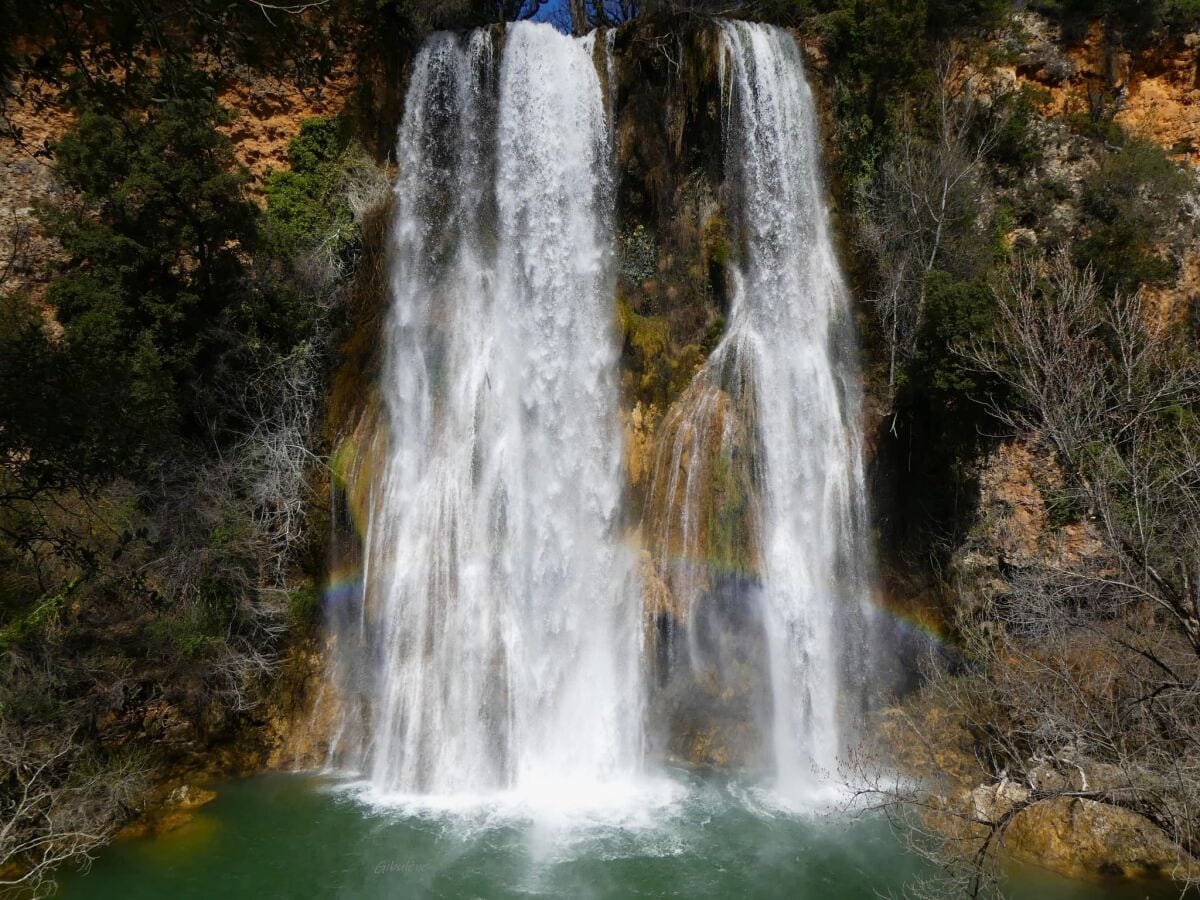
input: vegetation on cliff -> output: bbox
[812,3,1200,896]
[0,5,395,890]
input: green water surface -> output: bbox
[60,773,1174,899]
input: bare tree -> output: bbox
[0,728,148,898]
[859,51,999,405]
[851,256,1200,897]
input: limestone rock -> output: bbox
[969,779,1030,823]
[1005,796,1193,880]
[167,783,217,810]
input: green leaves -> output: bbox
[264,116,354,255]
[1079,140,1190,294]
[1039,0,1200,44]
[36,59,258,457]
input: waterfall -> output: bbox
[717,19,872,793]
[326,16,870,808]
[332,22,643,798]
[646,21,871,797]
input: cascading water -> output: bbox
[327,15,869,809]
[330,22,644,800]
[646,21,872,798]
[718,18,873,793]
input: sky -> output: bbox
[524,0,639,31]
[528,1,572,29]
[526,0,579,30]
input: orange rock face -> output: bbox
[217,61,356,192]
[0,50,358,311]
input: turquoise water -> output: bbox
[60,772,1173,899]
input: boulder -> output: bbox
[1005,796,1191,880]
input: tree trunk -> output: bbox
[569,0,588,36]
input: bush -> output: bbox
[287,583,320,626]
[924,0,1010,35]
[1034,0,1200,43]
[37,58,258,457]
[983,84,1050,175]
[902,270,1006,471]
[264,116,354,260]
[1078,140,1191,293]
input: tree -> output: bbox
[0,728,149,899]
[853,256,1200,897]
[36,58,259,458]
[1078,140,1191,294]
[858,51,996,401]
[1049,0,1200,45]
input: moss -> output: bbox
[701,316,726,355]
[326,196,393,442]
[666,344,706,399]
[329,437,354,493]
[611,20,727,358]
[618,224,658,283]
[616,290,712,413]
[644,384,761,583]
[701,214,732,268]
[706,442,755,574]
[618,297,670,359]
[287,582,320,626]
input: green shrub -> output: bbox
[264,116,355,260]
[1034,0,1200,43]
[913,270,1003,410]
[985,85,1050,174]
[287,583,320,626]
[924,0,1011,35]
[0,583,74,650]
[36,58,258,458]
[1078,140,1190,293]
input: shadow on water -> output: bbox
[61,773,1177,900]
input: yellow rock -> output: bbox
[1006,796,1192,880]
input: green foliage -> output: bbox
[913,271,1003,414]
[0,3,501,890]
[147,614,217,660]
[287,582,320,625]
[701,315,727,356]
[924,0,1010,35]
[264,117,354,258]
[1169,0,1200,29]
[818,0,929,114]
[1078,141,1190,293]
[984,84,1050,174]
[1034,0,1200,43]
[1,0,341,122]
[0,295,164,488]
[261,115,375,355]
[812,0,1013,192]
[881,269,1007,557]
[0,581,74,650]
[36,58,259,462]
